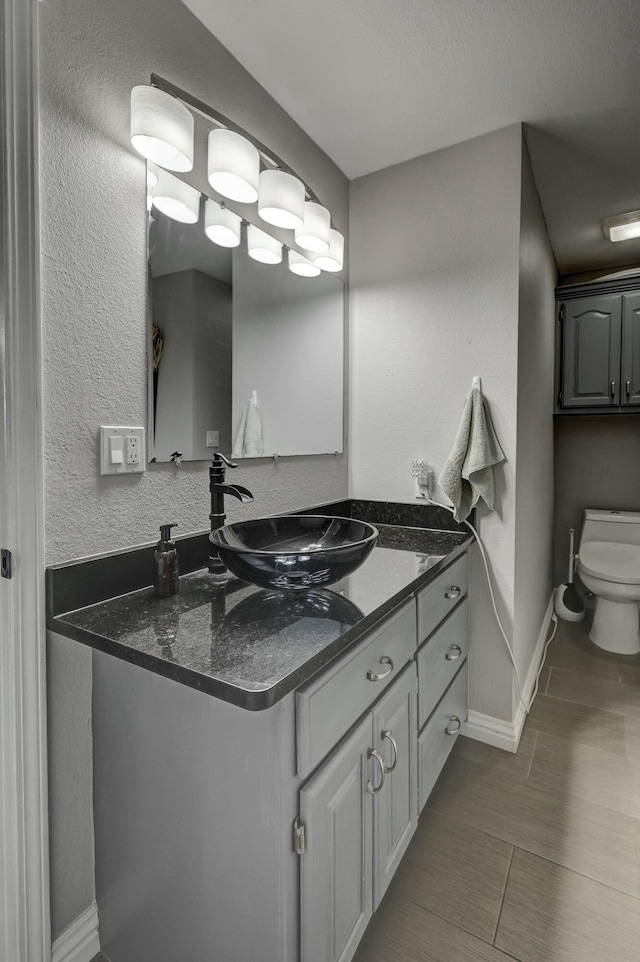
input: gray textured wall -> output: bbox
[513,138,557,677]
[39,0,349,939]
[349,125,523,722]
[554,415,640,585]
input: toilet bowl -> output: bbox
[577,510,640,655]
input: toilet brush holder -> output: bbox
[555,528,585,622]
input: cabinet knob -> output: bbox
[446,644,462,661]
[381,730,398,773]
[445,715,461,736]
[367,655,394,682]
[366,748,386,794]
[445,585,461,600]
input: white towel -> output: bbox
[438,384,505,522]
[232,393,264,458]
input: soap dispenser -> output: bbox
[154,524,179,598]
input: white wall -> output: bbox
[513,139,557,681]
[39,0,349,939]
[349,125,523,722]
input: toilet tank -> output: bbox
[580,509,640,548]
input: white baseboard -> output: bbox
[51,902,100,962]
[462,592,555,753]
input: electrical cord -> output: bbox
[427,496,558,714]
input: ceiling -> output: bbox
[182,0,640,275]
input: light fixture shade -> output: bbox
[130,86,194,172]
[146,164,159,189]
[288,249,321,277]
[314,228,344,272]
[603,210,640,243]
[204,199,242,248]
[258,169,305,229]
[151,169,200,224]
[208,129,260,204]
[295,201,331,252]
[247,224,282,264]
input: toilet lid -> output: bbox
[579,541,640,585]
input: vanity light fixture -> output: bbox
[247,224,283,264]
[130,85,194,172]
[146,166,159,189]
[288,249,321,277]
[313,228,344,272]
[207,129,260,204]
[204,199,242,248]
[603,209,640,243]
[151,169,200,224]
[258,169,305,230]
[295,201,331,252]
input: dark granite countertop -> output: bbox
[51,521,472,710]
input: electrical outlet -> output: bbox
[100,426,145,475]
[126,435,140,464]
[206,430,219,447]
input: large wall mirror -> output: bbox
[146,94,345,463]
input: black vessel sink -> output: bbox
[210,515,379,590]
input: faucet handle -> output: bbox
[212,453,238,469]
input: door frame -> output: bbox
[0,1,50,960]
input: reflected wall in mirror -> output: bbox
[148,180,344,463]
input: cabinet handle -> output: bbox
[445,715,461,736]
[366,749,386,794]
[367,655,394,682]
[610,380,616,398]
[626,380,631,398]
[446,644,462,661]
[445,585,461,600]
[381,730,398,773]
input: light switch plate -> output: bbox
[100,426,146,475]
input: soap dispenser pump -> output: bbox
[154,523,179,598]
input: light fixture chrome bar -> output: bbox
[149,73,323,207]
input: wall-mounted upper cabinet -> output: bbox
[555,282,640,414]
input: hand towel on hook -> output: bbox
[438,379,505,522]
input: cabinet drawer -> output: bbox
[418,662,468,812]
[296,599,416,778]
[417,553,468,643]
[417,599,468,729]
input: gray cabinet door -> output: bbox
[561,295,622,407]
[372,663,418,909]
[299,714,373,962]
[622,293,640,406]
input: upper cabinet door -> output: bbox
[561,295,622,407]
[622,293,640,407]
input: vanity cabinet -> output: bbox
[299,664,417,962]
[556,287,640,412]
[88,549,469,962]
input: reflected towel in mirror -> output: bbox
[233,391,264,457]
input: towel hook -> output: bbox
[472,376,482,390]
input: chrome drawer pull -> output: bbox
[381,730,398,773]
[445,585,461,599]
[445,715,461,736]
[367,655,394,682]
[446,644,462,661]
[626,380,631,398]
[366,749,386,794]
[610,380,616,398]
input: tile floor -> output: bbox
[353,615,640,962]
[90,615,639,962]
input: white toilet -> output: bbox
[577,509,640,655]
